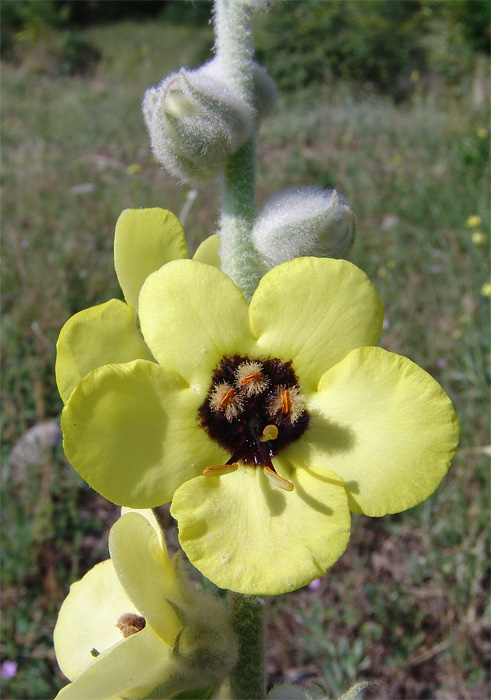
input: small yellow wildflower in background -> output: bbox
[471,231,486,246]
[126,163,142,174]
[476,128,488,139]
[465,215,482,228]
[481,282,491,298]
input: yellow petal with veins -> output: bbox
[171,464,350,595]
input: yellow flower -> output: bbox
[61,258,459,595]
[54,509,237,700]
[476,128,488,139]
[56,208,220,403]
[465,215,482,228]
[481,282,491,297]
[471,231,486,246]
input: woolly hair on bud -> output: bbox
[203,57,277,120]
[142,64,254,184]
[252,186,356,267]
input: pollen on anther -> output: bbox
[117,613,146,638]
[281,390,291,414]
[209,383,243,421]
[268,385,307,424]
[235,361,269,396]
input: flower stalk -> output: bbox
[214,0,262,300]
[229,593,266,700]
[220,139,260,300]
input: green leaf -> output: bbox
[337,681,376,700]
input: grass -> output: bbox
[1,13,490,700]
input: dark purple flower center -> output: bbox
[198,355,309,471]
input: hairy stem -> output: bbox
[229,593,266,700]
[214,0,262,300]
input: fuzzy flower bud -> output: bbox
[252,186,356,268]
[143,62,254,184]
[203,57,277,119]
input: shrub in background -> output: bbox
[1,0,100,75]
[255,0,426,99]
[255,0,489,100]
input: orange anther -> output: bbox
[240,371,262,386]
[281,389,291,414]
[219,387,236,409]
[203,463,238,477]
[264,466,294,492]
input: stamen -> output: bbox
[203,463,239,477]
[209,383,243,421]
[281,389,291,414]
[242,372,261,385]
[220,387,236,408]
[264,466,294,492]
[268,385,307,424]
[259,424,279,442]
[235,361,269,396]
[117,613,146,638]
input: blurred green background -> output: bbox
[1,1,489,699]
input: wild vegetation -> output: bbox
[1,3,489,699]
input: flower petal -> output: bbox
[298,346,460,516]
[192,234,221,268]
[139,260,255,389]
[54,624,171,700]
[56,300,154,404]
[120,507,164,548]
[114,208,188,310]
[249,258,384,392]
[171,464,351,595]
[54,559,136,682]
[61,360,226,507]
[109,513,181,645]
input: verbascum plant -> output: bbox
[54,0,460,697]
